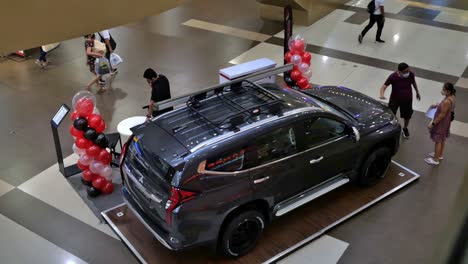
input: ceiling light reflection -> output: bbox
[393,34,400,42]
[322,56,329,62]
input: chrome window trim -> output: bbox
[198,135,348,175]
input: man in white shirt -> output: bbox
[359,0,385,43]
[98,29,118,74]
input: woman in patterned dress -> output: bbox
[425,83,456,165]
[84,34,105,91]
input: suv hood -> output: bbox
[302,86,395,126]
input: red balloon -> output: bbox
[102,181,114,194]
[70,111,79,121]
[77,160,89,171]
[302,52,312,65]
[291,40,305,54]
[86,145,101,158]
[303,84,311,89]
[92,176,106,190]
[75,138,92,149]
[285,51,293,63]
[82,170,95,182]
[87,114,103,129]
[96,149,112,165]
[95,120,106,133]
[291,70,302,81]
[76,98,94,117]
[70,126,83,138]
[297,77,309,89]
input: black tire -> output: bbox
[219,210,265,258]
[359,147,391,187]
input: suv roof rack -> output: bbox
[153,64,293,113]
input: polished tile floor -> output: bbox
[0,0,467,263]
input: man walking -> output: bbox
[98,29,117,74]
[359,0,385,43]
[143,68,172,120]
[380,63,421,139]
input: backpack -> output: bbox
[367,0,376,14]
[98,32,117,51]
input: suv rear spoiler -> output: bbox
[153,64,294,111]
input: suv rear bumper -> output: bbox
[122,187,178,251]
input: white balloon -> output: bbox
[93,107,100,115]
[72,91,96,110]
[90,161,104,174]
[291,55,302,66]
[72,144,86,156]
[303,69,313,79]
[101,166,113,180]
[79,154,94,166]
[299,63,310,74]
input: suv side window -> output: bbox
[244,126,297,168]
[303,117,346,148]
[206,149,246,172]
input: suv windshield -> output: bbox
[128,140,176,182]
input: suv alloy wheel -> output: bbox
[219,210,265,258]
[359,147,391,186]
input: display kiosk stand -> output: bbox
[51,104,81,178]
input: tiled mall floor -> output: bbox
[0,0,467,263]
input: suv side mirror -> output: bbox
[351,126,360,142]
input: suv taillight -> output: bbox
[165,187,197,225]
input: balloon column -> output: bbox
[284,35,312,90]
[69,91,114,197]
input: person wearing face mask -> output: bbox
[380,63,421,138]
[424,83,456,165]
[143,68,172,120]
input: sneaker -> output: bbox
[98,79,106,85]
[376,39,385,43]
[35,60,43,67]
[110,69,118,76]
[358,34,363,44]
[424,157,439,165]
[429,152,443,160]
[402,128,410,138]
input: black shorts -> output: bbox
[388,100,413,119]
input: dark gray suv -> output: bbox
[120,80,401,257]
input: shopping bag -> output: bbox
[95,57,111,75]
[110,53,123,67]
[93,40,107,54]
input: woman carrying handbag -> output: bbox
[425,83,456,165]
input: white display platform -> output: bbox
[219,58,276,84]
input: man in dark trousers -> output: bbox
[380,63,421,139]
[359,0,385,43]
[143,68,172,120]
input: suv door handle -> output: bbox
[254,176,270,184]
[310,156,324,164]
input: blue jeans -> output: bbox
[39,47,47,62]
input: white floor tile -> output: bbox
[17,155,119,240]
[279,235,348,264]
[0,179,14,197]
[300,10,468,76]
[434,12,468,27]
[0,213,87,264]
[346,0,408,14]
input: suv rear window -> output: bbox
[128,141,176,182]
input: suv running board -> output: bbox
[275,176,350,217]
